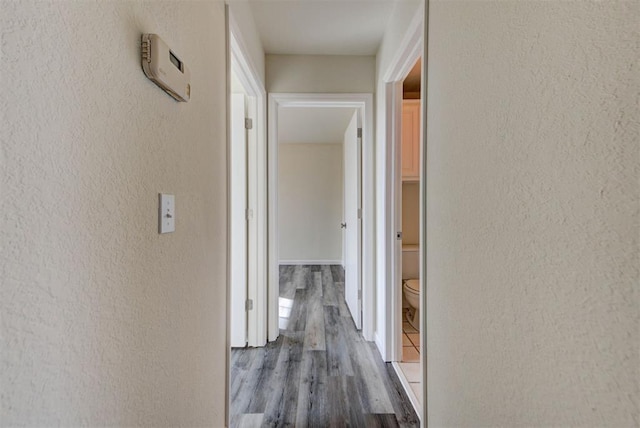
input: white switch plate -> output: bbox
[159,193,175,234]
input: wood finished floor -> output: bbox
[230,265,419,428]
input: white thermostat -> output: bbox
[141,34,191,102]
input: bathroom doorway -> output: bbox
[393,57,423,412]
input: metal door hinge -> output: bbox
[357,128,362,138]
[358,289,362,300]
[357,208,362,219]
[246,208,254,220]
[245,118,253,130]
[246,299,253,311]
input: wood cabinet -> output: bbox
[401,100,420,181]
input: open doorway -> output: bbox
[379,6,424,418]
[267,94,375,343]
[394,57,423,412]
[275,106,360,331]
[227,15,268,349]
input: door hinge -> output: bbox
[246,299,253,311]
[357,128,362,138]
[246,208,253,220]
[245,118,253,130]
[358,289,362,300]
[357,208,362,219]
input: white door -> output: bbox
[343,110,362,329]
[230,93,248,347]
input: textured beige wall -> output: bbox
[266,54,375,93]
[278,144,344,263]
[1,1,227,425]
[425,1,639,425]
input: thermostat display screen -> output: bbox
[169,51,182,72]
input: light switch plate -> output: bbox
[159,193,175,234]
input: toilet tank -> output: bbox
[402,244,419,280]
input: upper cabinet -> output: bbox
[401,100,420,181]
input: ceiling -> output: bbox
[250,1,394,145]
[278,107,356,144]
[248,0,396,55]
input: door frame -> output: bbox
[229,92,249,347]
[228,9,268,348]
[380,2,427,422]
[267,93,375,342]
[382,1,423,364]
[343,110,363,329]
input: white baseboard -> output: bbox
[278,260,342,265]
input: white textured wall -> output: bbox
[426,1,639,425]
[1,1,227,425]
[278,144,343,263]
[266,54,375,93]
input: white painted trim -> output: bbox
[228,8,268,349]
[267,95,280,342]
[383,2,424,82]
[381,4,424,364]
[268,93,375,342]
[228,11,264,97]
[421,2,430,425]
[278,260,343,266]
[223,7,231,428]
[391,81,404,364]
[392,362,423,421]
[379,0,424,382]
[374,5,425,364]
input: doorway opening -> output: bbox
[226,7,269,425]
[227,7,268,351]
[394,57,423,412]
[380,4,425,419]
[267,93,375,343]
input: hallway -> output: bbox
[230,265,419,427]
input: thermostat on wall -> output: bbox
[141,34,191,102]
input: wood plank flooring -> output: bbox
[230,265,419,428]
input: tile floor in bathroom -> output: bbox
[400,308,423,406]
[401,308,420,362]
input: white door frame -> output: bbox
[230,92,249,347]
[383,0,428,418]
[421,3,430,424]
[228,11,268,348]
[343,110,363,329]
[382,2,424,364]
[381,2,428,423]
[268,93,375,342]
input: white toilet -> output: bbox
[402,245,420,330]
